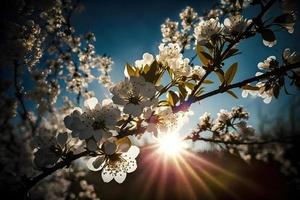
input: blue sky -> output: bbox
[72,0,300,135]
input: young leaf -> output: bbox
[227,90,238,99]
[167,91,179,106]
[125,64,137,77]
[196,44,209,66]
[144,60,159,83]
[241,84,259,90]
[203,79,214,84]
[215,69,225,83]
[185,82,195,90]
[225,62,238,84]
[223,48,240,60]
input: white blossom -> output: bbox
[110,76,157,117]
[87,140,140,184]
[179,6,198,31]
[135,53,154,69]
[194,18,222,45]
[64,98,120,141]
[161,19,181,43]
[257,56,277,70]
[223,14,251,35]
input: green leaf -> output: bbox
[195,87,205,97]
[167,91,179,106]
[241,84,259,90]
[215,69,224,83]
[223,48,240,60]
[178,84,187,102]
[200,51,213,60]
[153,70,164,86]
[203,79,214,84]
[144,60,159,83]
[204,42,214,53]
[167,68,175,80]
[125,64,137,77]
[225,62,238,84]
[143,64,150,74]
[196,44,209,66]
[158,100,170,106]
[227,90,238,99]
[185,82,195,90]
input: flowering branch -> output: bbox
[189,0,276,99]
[185,134,299,145]
[194,61,300,102]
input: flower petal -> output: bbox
[57,132,68,146]
[101,166,114,183]
[86,139,98,151]
[123,104,143,117]
[104,141,117,155]
[124,146,140,159]
[87,156,104,171]
[84,97,98,110]
[114,170,127,184]
[126,159,137,173]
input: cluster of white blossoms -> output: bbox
[257,56,278,71]
[96,56,114,88]
[161,19,181,44]
[87,138,139,184]
[242,56,279,104]
[156,43,206,79]
[156,43,183,68]
[194,18,222,45]
[193,107,254,144]
[283,48,300,76]
[179,6,198,31]
[274,12,297,34]
[64,97,121,149]
[110,76,158,117]
[143,106,179,137]
[62,97,140,184]
[33,132,69,168]
[223,14,252,36]
[198,112,212,131]
[212,107,249,132]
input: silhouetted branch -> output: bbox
[13,61,36,134]
[25,150,89,196]
[185,135,300,145]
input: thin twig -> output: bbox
[13,61,36,134]
[185,135,300,145]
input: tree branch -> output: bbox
[13,61,36,134]
[194,62,300,102]
[185,135,300,145]
[24,150,89,195]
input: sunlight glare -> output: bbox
[158,134,186,156]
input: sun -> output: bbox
[157,133,186,156]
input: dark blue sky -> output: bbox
[72,0,300,132]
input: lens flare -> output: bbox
[157,134,186,155]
